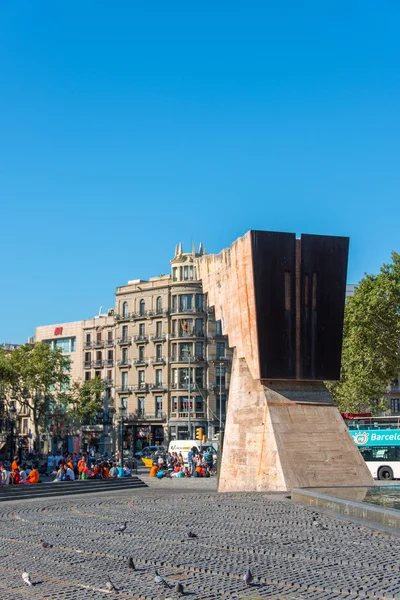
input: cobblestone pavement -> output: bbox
[0,488,399,600]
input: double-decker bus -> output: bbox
[343,414,400,480]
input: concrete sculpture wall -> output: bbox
[197,231,373,492]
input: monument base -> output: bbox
[219,355,374,493]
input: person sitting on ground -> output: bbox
[11,456,19,475]
[12,467,21,485]
[92,464,101,479]
[19,464,27,484]
[0,464,10,486]
[149,463,159,477]
[123,464,131,477]
[27,466,40,484]
[117,464,124,478]
[53,464,66,482]
[66,465,75,480]
[109,462,118,478]
[101,462,110,479]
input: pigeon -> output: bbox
[128,557,135,570]
[243,569,253,586]
[312,516,328,530]
[187,531,197,539]
[40,539,53,548]
[115,522,127,533]
[105,575,118,592]
[154,569,170,589]
[22,571,32,586]
[175,581,185,595]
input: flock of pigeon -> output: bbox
[20,515,328,594]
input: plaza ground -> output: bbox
[0,477,399,599]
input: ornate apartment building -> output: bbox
[28,243,231,453]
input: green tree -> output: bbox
[67,377,105,422]
[0,343,70,450]
[327,251,400,414]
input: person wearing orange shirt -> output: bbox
[11,456,19,474]
[27,467,39,484]
[149,464,159,478]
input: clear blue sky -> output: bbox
[1,1,399,343]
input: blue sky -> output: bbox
[1,1,399,343]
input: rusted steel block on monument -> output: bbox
[197,231,373,492]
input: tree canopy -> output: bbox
[327,251,400,414]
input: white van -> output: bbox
[168,440,216,464]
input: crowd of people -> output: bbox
[49,453,132,482]
[0,457,40,486]
[149,447,217,479]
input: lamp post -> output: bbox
[181,348,192,439]
[8,405,17,462]
[119,400,127,468]
[219,361,223,435]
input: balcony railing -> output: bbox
[209,382,227,392]
[83,361,92,369]
[134,359,148,366]
[134,335,149,344]
[117,359,132,368]
[150,333,166,342]
[133,383,148,392]
[104,339,115,347]
[91,360,103,368]
[151,357,166,365]
[125,411,167,423]
[155,308,169,317]
[170,331,205,339]
[149,383,168,392]
[169,355,204,363]
[170,411,205,419]
[114,313,131,322]
[117,336,132,345]
[92,340,104,348]
[116,385,134,393]
[83,342,92,349]
[104,359,114,367]
[170,382,197,391]
[170,307,206,315]
[208,355,231,363]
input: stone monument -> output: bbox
[197,231,373,492]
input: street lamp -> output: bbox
[99,377,113,457]
[8,404,17,462]
[119,400,127,468]
[181,347,192,439]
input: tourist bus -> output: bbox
[344,415,400,480]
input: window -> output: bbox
[122,347,128,362]
[217,342,226,358]
[179,294,193,311]
[391,398,400,414]
[171,320,177,336]
[108,330,113,341]
[156,296,162,313]
[179,342,191,358]
[121,372,128,389]
[156,321,162,336]
[86,333,91,344]
[172,396,178,411]
[172,267,178,281]
[139,346,145,360]
[107,349,113,360]
[155,397,163,417]
[216,320,222,335]
[183,266,189,280]
[85,372,91,381]
[179,396,193,411]
[95,370,101,379]
[172,295,178,312]
[171,343,177,360]
[139,299,145,316]
[195,319,204,335]
[84,352,91,363]
[107,370,112,381]
[122,301,128,318]
[195,367,204,387]
[46,337,76,353]
[138,370,145,384]
[179,367,193,387]
[172,369,178,385]
[96,331,102,342]
[216,366,226,388]
[96,350,102,361]
[155,369,163,385]
[195,397,203,411]
[195,294,203,310]
[139,323,145,335]
[138,397,145,413]
[195,342,203,359]
[22,418,29,435]
[122,325,128,339]
[179,319,193,336]
[156,344,162,360]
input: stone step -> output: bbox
[0,477,147,501]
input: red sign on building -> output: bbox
[54,327,63,335]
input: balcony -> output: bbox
[208,355,231,363]
[208,382,227,392]
[169,355,204,363]
[150,333,166,342]
[170,306,206,315]
[117,336,132,346]
[104,339,114,347]
[83,342,92,350]
[170,412,205,419]
[170,331,205,340]
[92,340,104,349]
[151,356,166,365]
[149,383,168,392]
[117,359,132,368]
[125,411,167,423]
[155,308,169,317]
[104,359,114,367]
[83,361,92,369]
[114,313,131,322]
[116,385,134,393]
[170,382,197,391]
[134,335,149,344]
[133,358,148,366]
[133,383,148,393]
[91,360,104,369]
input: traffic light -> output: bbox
[195,427,203,440]
[147,433,153,442]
